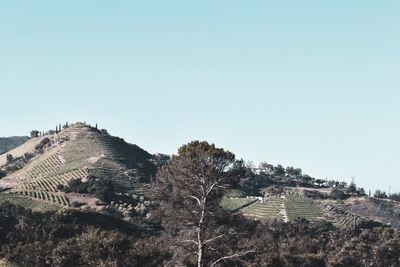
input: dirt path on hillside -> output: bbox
[279,195,289,222]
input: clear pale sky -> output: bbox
[1,1,399,193]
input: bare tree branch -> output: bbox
[204,234,226,245]
[181,239,199,246]
[189,195,201,206]
[210,250,257,267]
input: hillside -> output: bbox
[0,136,45,167]
[0,124,399,266]
[0,136,29,155]
[221,192,400,230]
[1,123,399,230]
[0,123,163,219]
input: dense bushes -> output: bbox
[389,193,400,202]
[23,152,34,160]
[2,156,28,173]
[0,201,399,266]
[62,176,114,202]
[6,154,13,163]
[0,202,171,267]
[237,162,372,199]
[374,190,388,199]
[330,188,350,200]
[238,220,400,267]
[35,137,51,152]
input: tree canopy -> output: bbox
[153,141,250,266]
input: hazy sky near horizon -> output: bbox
[1,1,399,193]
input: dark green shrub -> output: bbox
[6,154,13,163]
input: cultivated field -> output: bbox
[284,194,324,222]
[0,193,62,212]
[222,194,328,223]
[220,197,259,211]
[243,196,285,221]
[0,124,153,210]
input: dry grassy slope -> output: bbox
[0,123,157,209]
[341,197,400,229]
[0,136,45,166]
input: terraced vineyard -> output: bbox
[0,193,62,212]
[14,169,88,192]
[131,183,150,196]
[15,190,70,206]
[97,134,151,164]
[220,197,259,211]
[63,129,152,195]
[5,131,98,206]
[8,128,105,206]
[8,148,63,181]
[242,197,285,221]
[1,123,160,209]
[24,151,63,178]
[320,202,364,228]
[98,136,128,160]
[284,194,324,222]
[61,131,104,171]
[90,158,133,193]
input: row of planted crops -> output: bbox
[319,202,364,228]
[9,136,93,207]
[221,194,326,223]
[16,190,70,206]
[284,194,324,222]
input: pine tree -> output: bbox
[154,141,249,267]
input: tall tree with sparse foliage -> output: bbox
[154,141,253,267]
